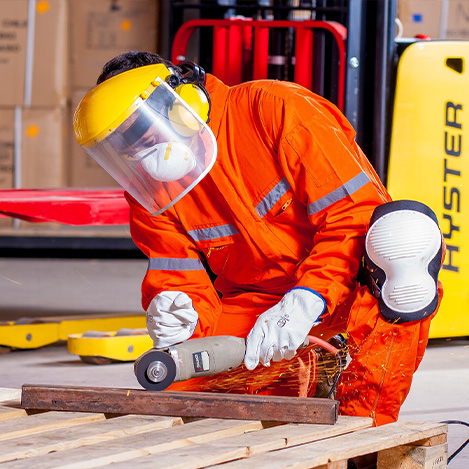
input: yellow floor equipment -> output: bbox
[68,329,153,364]
[387,40,469,338]
[0,313,146,352]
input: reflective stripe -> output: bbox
[255,177,291,218]
[148,257,204,271]
[307,172,370,215]
[188,224,238,241]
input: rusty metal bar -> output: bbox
[21,384,339,425]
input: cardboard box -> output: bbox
[67,90,119,188]
[0,106,67,189]
[398,0,444,38]
[399,0,469,39]
[446,1,469,38]
[70,0,159,89]
[0,128,14,189]
[0,0,69,107]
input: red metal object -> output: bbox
[253,26,269,80]
[0,189,129,226]
[171,18,347,110]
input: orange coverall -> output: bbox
[127,75,442,426]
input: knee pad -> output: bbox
[365,200,443,324]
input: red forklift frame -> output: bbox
[171,18,347,111]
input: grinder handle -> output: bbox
[172,335,246,381]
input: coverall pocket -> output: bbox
[204,243,232,276]
[202,240,263,285]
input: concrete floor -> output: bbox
[0,258,468,467]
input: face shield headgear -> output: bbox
[73,63,217,216]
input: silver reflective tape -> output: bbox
[148,257,204,271]
[255,177,291,218]
[24,0,36,107]
[188,224,238,241]
[307,172,370,215]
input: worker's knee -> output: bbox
[364,200,444,324]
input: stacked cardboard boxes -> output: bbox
[0,0,160,199]
[0,107,67,190]
[0,0,69,193]
[399,0,469,39]
[68,0,159,188]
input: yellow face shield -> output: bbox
[74,69,217,216]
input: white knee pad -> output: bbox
[365,200,443,324]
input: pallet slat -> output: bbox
[105,416,373,469]
[0,387,22,403]
[0,418,265,469]
[0,405,28,422]
[21,384,339,424]
[0,411,109,442]
[378,442,448,469]
[0,389,448,468]
[0,414,182,464]
[211,421,448,468]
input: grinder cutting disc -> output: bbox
[134,349,177,391]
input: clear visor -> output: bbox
[84,79,217,216]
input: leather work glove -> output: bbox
[244,287,325,370]
[146,291,198,348]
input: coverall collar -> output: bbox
[205,74,230,140]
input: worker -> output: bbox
[73,51,444,427]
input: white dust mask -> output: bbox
[137,141,197,182]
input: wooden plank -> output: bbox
[377,442,448,468]
[21,384,339,425]
[280,416,372,447]
[105,416,373,469]
[0,405,28,422]
[0,414,182,464]
[0,387,21,403]
[0,411,110,442]
[211,421,448,468]
[0,418,264,469]
[0,390,27,422]
[411,434,447,447]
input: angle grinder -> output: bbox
[133,334,340,391]
[134,335,247,391]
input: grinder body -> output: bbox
[134,335,246,391]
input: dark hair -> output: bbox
[96,51,182,84]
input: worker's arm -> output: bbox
[126,193,222,346]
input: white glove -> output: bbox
[244,287,325,370]
[146,291,198,348]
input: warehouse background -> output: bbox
[0,0,162,197]
[0,1,468,466]
[1,0,469,234]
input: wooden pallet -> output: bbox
[0,388,448,468]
